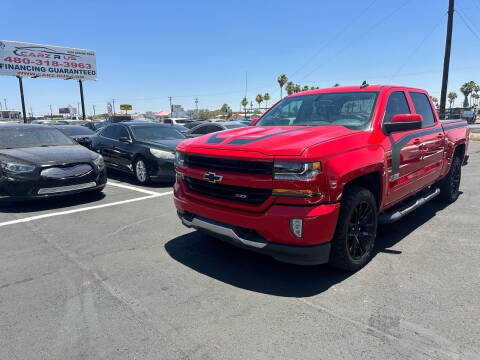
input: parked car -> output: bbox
[185,121,247,138]
[83,121,109,131]
[31,119,69,125]
[91,122,185,183]
[0,124,106,200]
[54,125,95,149]
[160,118,189,126]
[174,85,469,271]
[182,121,206,130]
[106,115,132,123]
[173,124,189,135]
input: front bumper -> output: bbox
[147,158,176,181]
[174,182,340,265]
[0,168,107,201]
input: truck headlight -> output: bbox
[150,149,175,160]
[175,151,185,165]
[0,162,36,174]
[274,161,321,180]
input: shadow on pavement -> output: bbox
[0,190,106,214]
[165,198,451,297]
[106,168,174,189]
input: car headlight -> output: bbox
[150,148,175,160]
[175,151,185,166]
[273,161,321,180]
[0,162,36,174]
[92,154,105,169]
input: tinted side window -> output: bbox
[192,125,211,135]
[100,125,115,139]
[115,126,130,139]
[410,92,436,127]
[384,91,410,124]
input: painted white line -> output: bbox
[0,191,173,228]
[106,181,163,196]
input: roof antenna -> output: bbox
[360,80,369,89]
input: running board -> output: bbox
[378,188,440,224]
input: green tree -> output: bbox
[472,93,479,106]
[333,83,340,87]
[460,81,475,107]
[241,97,248,114]
[294,84,301,93]
[263,93,271,108]
[448,92,457,108]
[277,74,288,99]
[286,81,295,95]
[220,103,228,113]
[431,97,439,107]
[302,85,309,91]
[195,109,211,120]
[255,94,263,109]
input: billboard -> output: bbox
[59,107,70,114]
[0,40,97,81]
[120,104,132,111]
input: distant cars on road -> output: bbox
[0,124,106,200]
[91,122,185,183]
[54,125,96,149]
[185,121,247,138]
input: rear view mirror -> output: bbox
[384,114,422,133]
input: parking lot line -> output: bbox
[0,188,173,229]
[106,181,165,196]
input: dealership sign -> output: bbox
[0,40,97,81]
[120,104,132,111]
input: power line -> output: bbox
[455,8,480,41]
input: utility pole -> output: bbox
[112,99,116,116]
[440,0,454,119]
[49,104,53,117]
[93,105,96,117]
[169,96,173,117]
[194,98,198,114]
[4,98,7,110]
[30,107,33,118]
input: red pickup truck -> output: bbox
[174,85,469,271]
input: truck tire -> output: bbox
[438,155,461,203]
[329,186,378,272]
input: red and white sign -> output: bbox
[0,40,97,81]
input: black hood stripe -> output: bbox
[206,127,312,145]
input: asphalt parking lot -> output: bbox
[1,143,479,360]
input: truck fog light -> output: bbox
[290,219,303,238]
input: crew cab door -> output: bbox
[383,91,424,207]
[408,91,445,187]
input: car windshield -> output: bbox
[0,127,75,149]
[130,125,186,141]
[57,126,94,136]
[256,91,378,130]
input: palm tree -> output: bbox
[302,85,309,91]
[472,93,479,107]
[241,97,248,116]
[277,74,288,99]
[431,97,439,108]
[460,81,475,107]
[448,92,457,108]
[333,83,340,87]
[263,93,271,108]
[255,94,263,109]
[294,84,301,93]
[286,81,295,95]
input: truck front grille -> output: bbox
[184,176,271,204]
[184,155,273,175]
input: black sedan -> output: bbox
[0,124,107,200]
[83,121,108,131]
[54,125,95,148]
[186,121,247,137]
[90,122,185,183]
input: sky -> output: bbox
[1,0,480,116]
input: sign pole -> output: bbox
[79,80,86,121]
[17,76,27,124]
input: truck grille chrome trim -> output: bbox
[181,216,268,249]
[37,182,97,195]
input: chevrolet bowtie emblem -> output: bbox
[203,172,223,183]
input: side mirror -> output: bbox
[384,114,422,133]
[119,136,132,144]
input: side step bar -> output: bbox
[378,188,440,224]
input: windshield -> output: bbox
[130,125,186,141]
[0,127,75,149]
[57,126,94,136]
[256,91,378,130]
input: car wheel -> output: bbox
[438,155,461,203]
[134,158,150,184]
[329,186,378,272]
